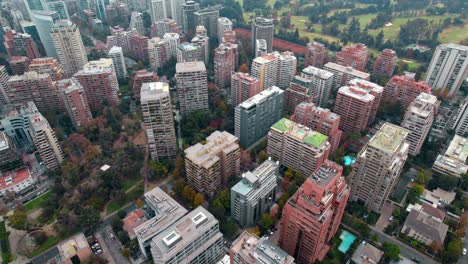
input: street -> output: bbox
[458,225,468,264]
[95,227,128,264]
[369,226,439,264]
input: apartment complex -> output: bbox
[231,159,278,227]
[267,118,331,176]
[324,62,370,91]
[251,17,274,53]
[182,0,200,34]
[452,99,468,137]
[373,49,397,78]
[51,20,87,77]
[274,51,297,89]
[74,58,120,108]
[383,75,432,110]
[176,61,209,117]
[292,102,342,153]
[7,71,63,113]
[132,70,159,99]
[230,72,260,106]
[194,7,219,38]
[185,131,240,197]
[58,78,93,129]
[230,231,295,264]
[191,26,210,64]
[335,43,369,72]
[349,123,409,212]
[301,66,334,107]
[10,56,31,75]
[217,17,232,42]
[304,41,326,68]
[28,58,64,81]
[0,132,23,173]
[148,37,170,72]
[0,66,8,106]
[235,86,284,149]
[284,76,317,113]
[401,93,438,156]
[0,102,39,148]
[150,206,224,263]
[177,42,202,63]
[251,54,277,91]
[129,34,149,62]
[425,43,468,97]
[255,39,268,58]
[129,12,145,35]
[3,30,39,59]
[140,82,177,161]
[108,46,128,80]
[151,19,180,38]
[214,42,238,89]
[432,135,468,177]
[278,160,350,263]
[163,33,180,58]
[29,113,64,170]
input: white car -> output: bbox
[463,248,467,255]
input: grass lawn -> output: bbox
[107,200,122,215]
[28,236,59,258]
[106,181,144,215]
[119,84,129,94]
[0,221,12,263]
[439,25,467,44]
[122,178,141,191]
[24,191,52,213]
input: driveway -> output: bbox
[375,202,396,231]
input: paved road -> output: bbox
[29,246,60,264]
[96,227,128,264]
[458,224,467,264]
[370,226,439,264]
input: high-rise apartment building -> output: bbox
[163,33,180,58]
[185,131,240,196]
[129,12,145,35]
[301,66,334,107]
[149,0,165,22]
[278,160,349,263]
[3,30,39,59]
[336,43,369,72]
[182,0,200,34]
[194,7,219,38]
[214,42,238,89]
[251,54,277,91]
[231,159,278,227]
[148,37,170,72]
[235,86,284,149]
[0,102,39,148]
[129,34,149,62]
[373,49,397,78]
[108,46,128,80]
[176,42,202,63]
[432,135,468,177]
[51,20,88,77]
[150,207,224,263]
[231,72,260,107]
[348,78,383,123]
[383,75,432,110]
[7,71,63,113]
[333,83,380,134]
[176,61,209,116]
[274,51,297,89]
[29,112,64,170]
[292,102,342,153]
[452,99,468,137]
[74,58,120,108]
[349,123,409,212]
[132,70,159,99]
[10,56,31,75]
[267,118,331,176]
[231,231,295,264]
[425,43,468,97]
[0,66,10,107]
[323,62,371,91]
[0,132,24,173]
[30,10,59,57]
[251,17,274,53]
[151,18,180,38]
[304,41,326,68]
[255,39,268,58]
[401,93,438,156]
[28,58,64,81]
[217,17,232,42]
[141,82,177,161]
[58,78,93,129]
[222,30,237,44]
[284,76,317,113]
[20,20,44,55]
[191,27,210,64]
[46,0,70,20]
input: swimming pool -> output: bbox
[338,230,357,253]
[343,156,356,166]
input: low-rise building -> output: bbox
[57,233,93,264]
[349,242,383,264]
[420,188,456,207]
[123,209,146,240]
[0,168,36,196]
[432,135,468,177]
[402,207,448,247]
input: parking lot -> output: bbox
[375,202,397,231]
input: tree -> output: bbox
[441,238,462,263]
[8,210,28,230]
[258,213,273,232]
[284,168,294,179]
[208,199,225,220]
[382,243,400,262]
[220,218,238,239]
[193,193,204,207]
[117,210,127,219]
[407,184,424,204]
[77,207,101,235]
[258,150,269,163]
[121,247,131,259]
[148,160,168,181]
[416,169,432,185]
[238,63,249,73]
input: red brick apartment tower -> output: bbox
[292,102,342,153]
[130,34,149,62]
[304,41,326,68]
[278,160,350,264]
[383,75,432,110]
[28,58,64,81]
[132,70,159,99]
[230,72,260,106]
[9,56,31,75]
[373,49,397,78]
[336,43,369,72]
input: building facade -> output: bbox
[251,54,277,91]
[217,17,232,43]
[132,70,159,99]
[108,46,128,80]
[148,37,170,72]
[335,43,369,72]
[251,17,274,54]
[58,78,93,129]
[373,49,397,78]
[214,42,238,89]
[324,62,370,91]
[28,58,64,81]
[230,72,260,107]
[274,51,297,89]
[176,61,209,117]
[301,66,334,107]
[383,75,432,110]
[304,41,326,68]
[284,76,317,113]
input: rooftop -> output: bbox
[444,135,468,163]
[237,86,283,109]
[271,118,328,148]
[369,122,408,154]
[351,242,383,264]
[140,82,169,102]
[80,58,114,73]
[58,233,92,261]
[123,209,146,240]
[0,132,10,151]
[231,159,278,196]
[338,86,375,102]
[176,61,206,73]
[0,168,32,191]
[302,66,333,79]
[253,54,277,64]
[324,62,370,79]
[309,160,342,188]
[407,92,438,117]
[347,78,384,94]
[134,187,188,242]
[403,208,448,244]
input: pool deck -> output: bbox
[338,230,357,253]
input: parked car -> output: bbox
[411,257,420,263]
[463,248,467,255]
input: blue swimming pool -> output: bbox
[343,156,356,166]
[338,230,357,253]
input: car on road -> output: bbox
[463,248,467,255]
[411,257,420,263]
